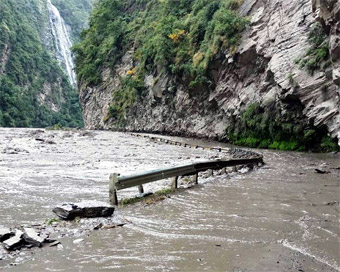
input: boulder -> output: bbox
[53,200,115,220]
[23,228,45,247]
[2,230,24,251]
[0,227,14,242]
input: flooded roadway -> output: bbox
[0,128,339,271]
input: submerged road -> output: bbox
[0,128,339,271]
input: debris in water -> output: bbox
[2,230,25,251]
[49,241,61,247]
[93,223,103,230]
[314,168,329,174]
[325,201,338,206]
[23,228,45,247]
[52,201,115,220]
[73,238,84,244]
[2,147,29,154]
[101,223,126,229]
[0,227,14,242]
[57,244,64,250]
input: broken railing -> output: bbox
[109,156,263,205]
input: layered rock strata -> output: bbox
[80,0,340,145]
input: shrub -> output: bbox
[227,103,338,151]
[321,136,339,152]
[74,0,249,88]
[297,23,330,75]
[107,76,145,125]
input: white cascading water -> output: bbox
[47,0,76,86]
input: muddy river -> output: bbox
[0,128,339,271]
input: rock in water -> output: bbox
[52,201,115,220]
[315,168,329,174]
[49,241,61,247]
[0,227,14,242]
[2,230,24,251]
[23,228,45,247]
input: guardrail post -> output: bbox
[109,173,119,206]
[207,169,213,177]
[172,176,179,189]
[193,173,198,184]
[138,185,144,194]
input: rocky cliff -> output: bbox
[79,0,340,149]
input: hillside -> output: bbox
[74,0,340,151]
[0,0,92,128]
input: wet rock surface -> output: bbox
[53,201,115,220]
[230,148,261,159]
[0,216,127,265]
[0,228,14,243]
[2,231,24,251]
[1,227,49,251]
[22,228,45,248]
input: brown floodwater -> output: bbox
[0,128,339,271]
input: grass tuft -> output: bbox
[120,188,175,206]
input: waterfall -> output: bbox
[47,0,76,86]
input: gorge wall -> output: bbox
[0,0,92,127]
[78,0,340,150]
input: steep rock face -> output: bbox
[313,0,340,85]
[80,0,340,145]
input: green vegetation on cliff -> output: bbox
[73,0,338,151]
[0,0,83,127]
[74,0,248,85]
[296,23,331,75]
[227,103,339,152]
[74,0,248,124]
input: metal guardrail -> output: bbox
[130,133,230,153]
[109,157,263,205]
